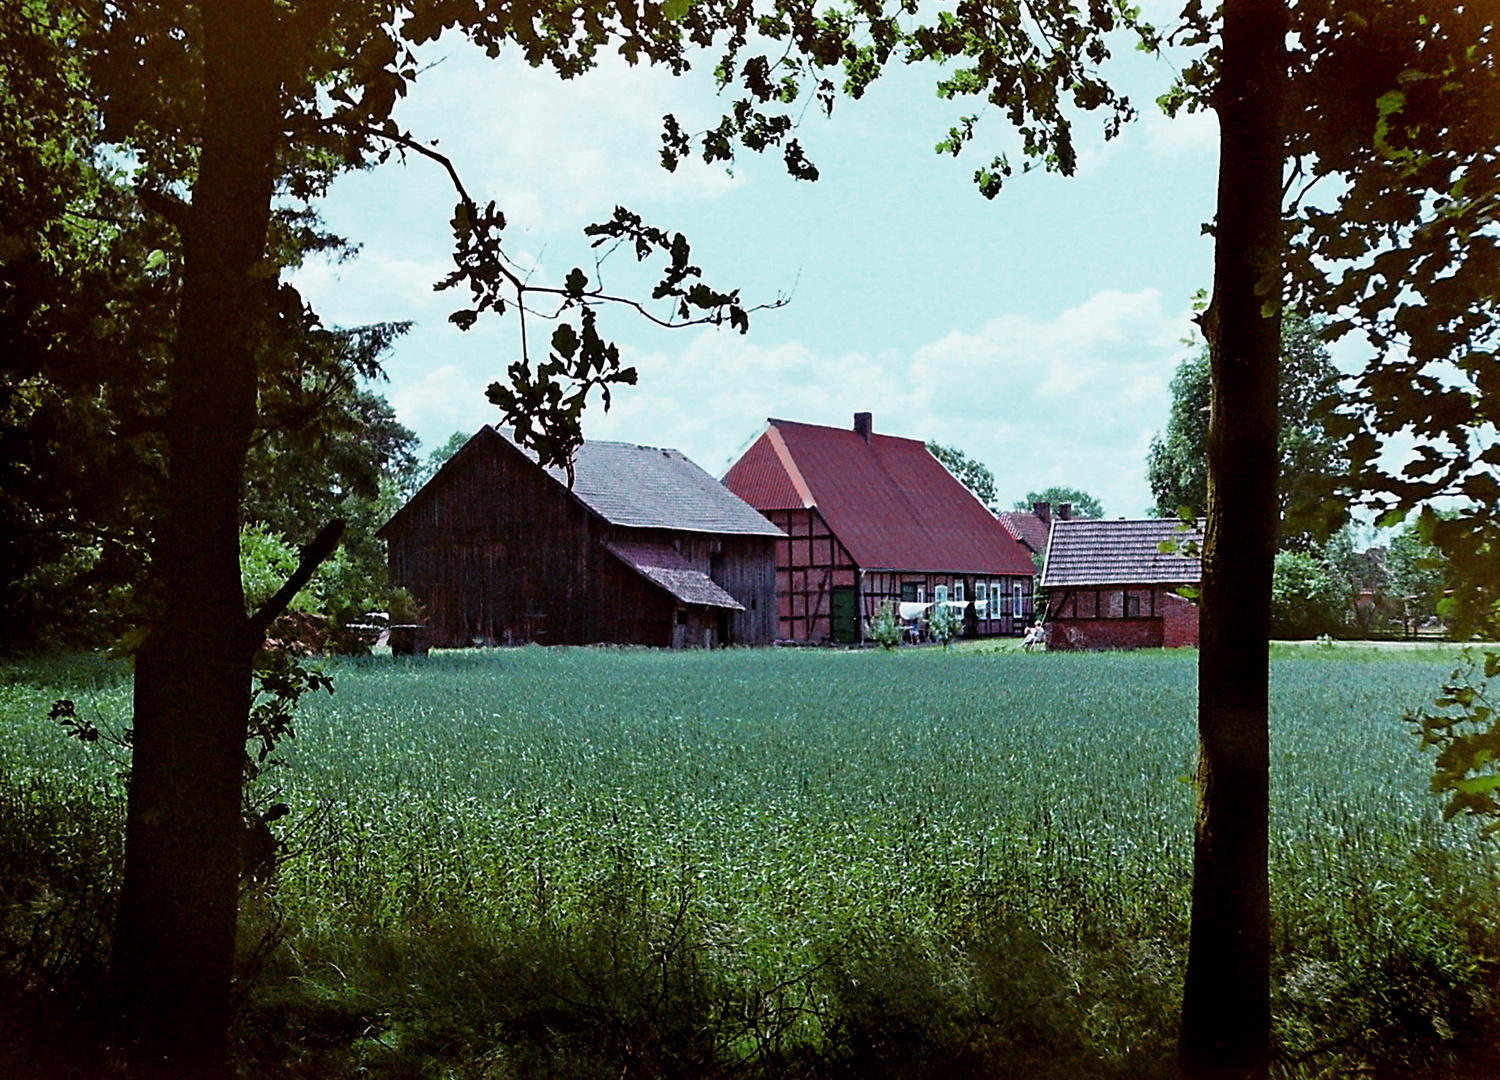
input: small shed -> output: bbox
[378,426,783,648]
[1040,518,1202,650]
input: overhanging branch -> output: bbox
[245,519,345,648]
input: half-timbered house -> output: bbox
[1040,518,1202,650]
[378,426,782,648]
[722,413,1038,643]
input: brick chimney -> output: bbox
[1058,503,1073,520]
[853,412,873,444]
[1033,501,1051,524]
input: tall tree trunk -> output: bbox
[108,1,284,1075]
[1178,2,1286,1079]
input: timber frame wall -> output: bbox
[760,508,1034,643]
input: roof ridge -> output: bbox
[765,423,817,508]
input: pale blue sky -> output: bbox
[292,17,1224,517]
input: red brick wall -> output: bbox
[1046,618,1164,651]
[1160,592,1200,648]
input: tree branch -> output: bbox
[325,117,476,208]
[135,185,191,233]
[245,518,344,648]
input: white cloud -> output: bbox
[569,288,1194,516]
[390,363,494,444]
[1143,107,1218,156]
[401,42,741,235]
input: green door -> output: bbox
[830,586,858,644]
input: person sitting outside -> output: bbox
[1022,620,1046,651]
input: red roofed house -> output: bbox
[997,500,1071,563]
[379,426,783,648]
[722,413,1039,643]
[1040,518,1201,650]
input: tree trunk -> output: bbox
[108,1,284,1075]
[1178,2,1286,1079]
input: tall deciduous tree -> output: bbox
[1147,311,1346,547]
[64,0,891,1071]
[1285,4,1500,640]
[1014,486,1104,519]
[1174,4,1285,1075]
[927,442,997,505]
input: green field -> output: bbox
[4,645,1498,1078]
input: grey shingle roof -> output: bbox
[604,541,745,609]
[510,431,782,536]
[1041,519,1203,588]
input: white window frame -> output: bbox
[976,581,988,619]
[953,581,964,603]
[1014,582,1024,619]
[917,584,925,603]
[934,584,948,604]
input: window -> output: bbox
[953,581,964,603]
[901,582,920,602]
[934,584,949,603]
[976,582,988,618]
[917,585,925,603]
[1013,582,1024,619]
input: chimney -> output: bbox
[853,412,872,444]
[1033,501,1051,524]
[1058,503,1073,520]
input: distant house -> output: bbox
[722,413,1038,643]
[1040,518,1202,650]
[997,500,1072,564]
[378,426,783,648]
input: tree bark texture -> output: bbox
[108,0,284,1075]
[1179,2,1286,1079]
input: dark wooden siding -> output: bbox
[382,434,777,647]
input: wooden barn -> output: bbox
[1040,518,1202,650]
[722,413,1038,643]
[378,426,783,648]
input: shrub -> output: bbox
[1271,550,1343,639]
[866,601,905,649]
[928,602,962,649]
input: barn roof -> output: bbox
[1040,519,1204,588]
[721,417,1036,576]
[535,436,782,536]
[380,427,784,540]
[604,541,744,609]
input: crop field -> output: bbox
[4,644,1499,1078]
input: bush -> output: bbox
[928,603,962,649]
[866,601,905,649]
[1271,550,1344,639]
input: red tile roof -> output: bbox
[723,419,1036,576]
[997,511,1050,557]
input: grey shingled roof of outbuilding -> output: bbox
[604,541,745,609]
[511,431,783,536]
[1040,518,1204,588]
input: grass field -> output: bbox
[3,644,1499,1078]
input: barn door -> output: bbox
[830,586,858,644]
